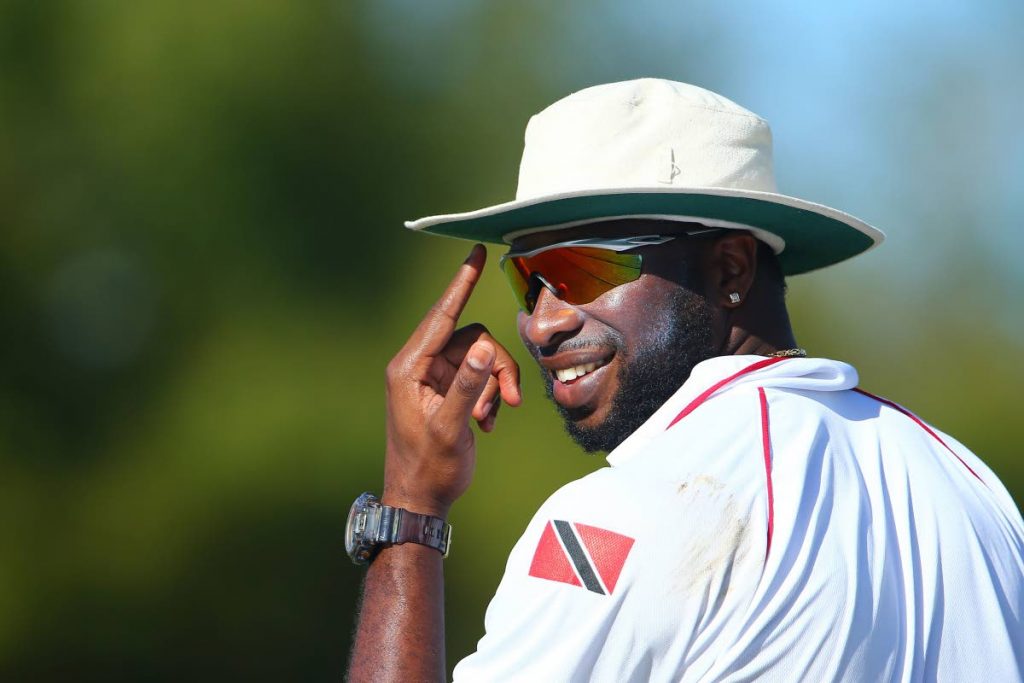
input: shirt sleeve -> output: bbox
[452,426,771,683]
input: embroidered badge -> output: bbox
[528,520,635,595]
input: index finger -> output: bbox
[408,244,487,356]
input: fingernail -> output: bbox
[480,400,493,416]
[467,342,494,370]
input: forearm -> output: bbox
[348,542,446,683]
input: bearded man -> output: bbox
[345,79,1024,682]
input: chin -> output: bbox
[543,285,718,454]
[547,389,615,454]
[562,415,621,454]
[555,402,624,454]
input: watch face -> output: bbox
[344,499,361,558]
[345,492,380,565]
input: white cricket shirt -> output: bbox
[452,356,1024,682]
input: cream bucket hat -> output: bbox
[406,78,883,275]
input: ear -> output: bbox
[707,232,758,309]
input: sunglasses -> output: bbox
[499,229,720,313]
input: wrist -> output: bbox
[346,492,452,565]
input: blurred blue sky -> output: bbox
[361,0,1023,332]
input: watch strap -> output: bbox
[385,507,452,557]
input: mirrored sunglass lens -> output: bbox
[501,247,643,312]
[501,256,532,311]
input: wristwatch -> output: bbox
[345,492,452,565]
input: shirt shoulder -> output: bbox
[534,386,773,552]
[454,390,777,682]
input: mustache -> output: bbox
[524,330,626,361]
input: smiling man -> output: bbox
[506,219,791,455]
[346,80,1024,681]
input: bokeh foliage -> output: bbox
[1,1,1021,679]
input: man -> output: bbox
[346,79,1024,681]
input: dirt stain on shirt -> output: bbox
[671,475,751,606]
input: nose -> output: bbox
[521,285,585,349]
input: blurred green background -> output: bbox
[1,0,1022,679]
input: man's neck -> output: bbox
[724,328,799,357]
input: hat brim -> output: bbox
[405,187,884,276]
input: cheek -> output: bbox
[598,283,679,351]
[639,307,680,346]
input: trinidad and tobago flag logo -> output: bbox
[528,520,635,595]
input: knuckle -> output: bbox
[498,358,520,381]
[385,358,403,383]
[385,354,417,387]
[428,421,458,448]
[454,369,481,397]
[426,419,444,438]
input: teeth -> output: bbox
[554,361,602,383]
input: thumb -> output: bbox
[438,341,495,425]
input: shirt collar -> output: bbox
[605,355,858,467]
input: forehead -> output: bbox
[507,218,708,252]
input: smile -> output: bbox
[552,359,607,384]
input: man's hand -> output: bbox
[383,243,522,518]
[349,245,521,683]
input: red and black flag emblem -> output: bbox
[528,520,634,595]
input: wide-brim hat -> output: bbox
[406,79,883,275]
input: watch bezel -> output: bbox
[345,491,383,565]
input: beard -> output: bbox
[540,287,717,453]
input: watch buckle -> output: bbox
[442,523,452,558]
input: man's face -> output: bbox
[512,220,721,453]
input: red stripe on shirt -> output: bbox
[853,387,985,485]
[667,356,790,429]
[758,387,775,558]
